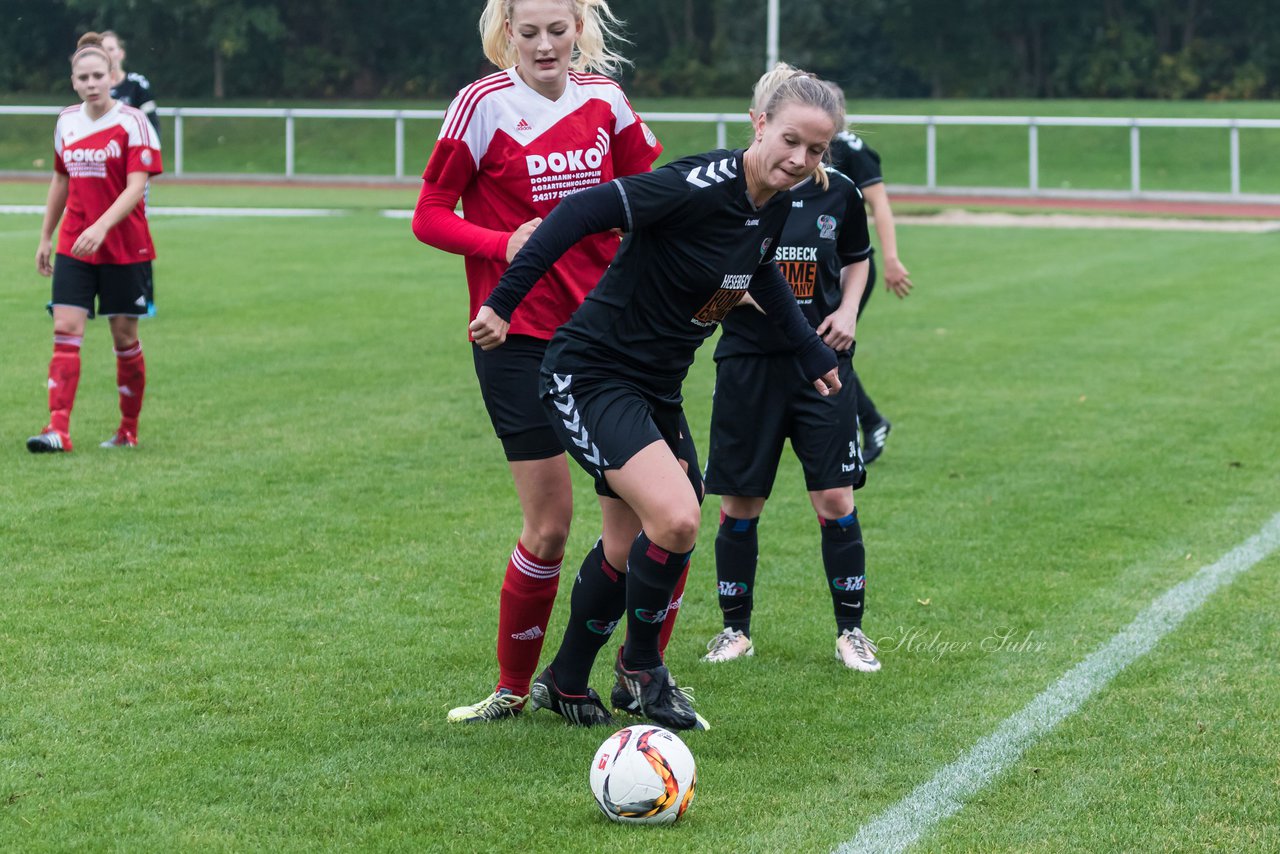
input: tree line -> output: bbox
[3,0,1276,101]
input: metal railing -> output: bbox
[4,105,1279,203]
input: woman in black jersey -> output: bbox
[701,64,881,673]
[470,72,845,731]
[101,31,160,136]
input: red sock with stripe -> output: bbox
[115,341,146,436]
[495,541,562,696]
[47,333,82,438]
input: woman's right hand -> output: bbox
[36,239,54,277]
[469,305,510,351]
[505,217,543,262]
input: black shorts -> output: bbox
[704,352,864,498]
[472,335,563,462]
[51,255,154,319]
[540,370,700,500]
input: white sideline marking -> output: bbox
[0,205,346,217]
[895,209,1280,233]
[838,512,1280,854]
[380,209,412,219]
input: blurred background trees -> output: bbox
[1,0,1275,100]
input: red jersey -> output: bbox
[54,102,163,266]
[414,68,662,341]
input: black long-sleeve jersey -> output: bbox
[111,72,160,135]
[716,168,871,358]
[485,148,836,396]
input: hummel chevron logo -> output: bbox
[584,443,605,466]
[561,410,580,433]
[685,157,737,187]
[554,394,575,415]
[554,373,572,392]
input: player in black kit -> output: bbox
[825,99,913,463]
[470,72,846,731]
[702,64,881,673]
[102,31,160,136]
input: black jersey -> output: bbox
[486,148,835,396]
[827,131,882,191]
[111,72,160,135]
[716,168,872,358]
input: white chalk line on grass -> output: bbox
[897,209,1280,233]
[0,205,347,217]
[837,511,1280,854]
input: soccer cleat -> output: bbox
[528,668,614,727]
[701,627,755,663]
[100,429,138,449]
[610,676,642,716]
[836,627,881,672]
[446,688,527,723]
[615,652,707,732]
[861,418,892,464]
[26,429,72,454]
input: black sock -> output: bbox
[820,511,865,633]
[548,539,626,694]
[852,366,882,426]
[621,533,693,671]
[715,513,759,635]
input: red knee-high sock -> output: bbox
[47,334,83,436]
[114,341,146,435]
[657,559,691,657]
[495,541,562,696]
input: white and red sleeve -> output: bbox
[124,107,163,176]
[609,92,662,178]
[413,137,509,261]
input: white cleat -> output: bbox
[701,627,754,663]
[836,627,881,672]
[446,688,527,723]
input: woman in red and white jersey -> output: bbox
[29,31,162,454]
[413,0,663,724]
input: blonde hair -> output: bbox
[479,0,630,77]
[71,32,114,70]
[751,62,845,190]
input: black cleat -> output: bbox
[528,668,614,727]
[861,418,891,464]
[614,651,708,731]
[610,675,642,716]
[27,430,72,454]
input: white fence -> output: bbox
[4,105,1279,204]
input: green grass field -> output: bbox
[1,185,1278,852]
[4,97,1280,195]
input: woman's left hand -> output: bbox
[70,223,108,258]
[812,366,842,397]
[469,305,510,351]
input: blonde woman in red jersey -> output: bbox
[30,32,162,454]
[413,0,664,724]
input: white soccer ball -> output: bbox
[589,724,696,825]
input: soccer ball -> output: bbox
[589,724,696,825]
